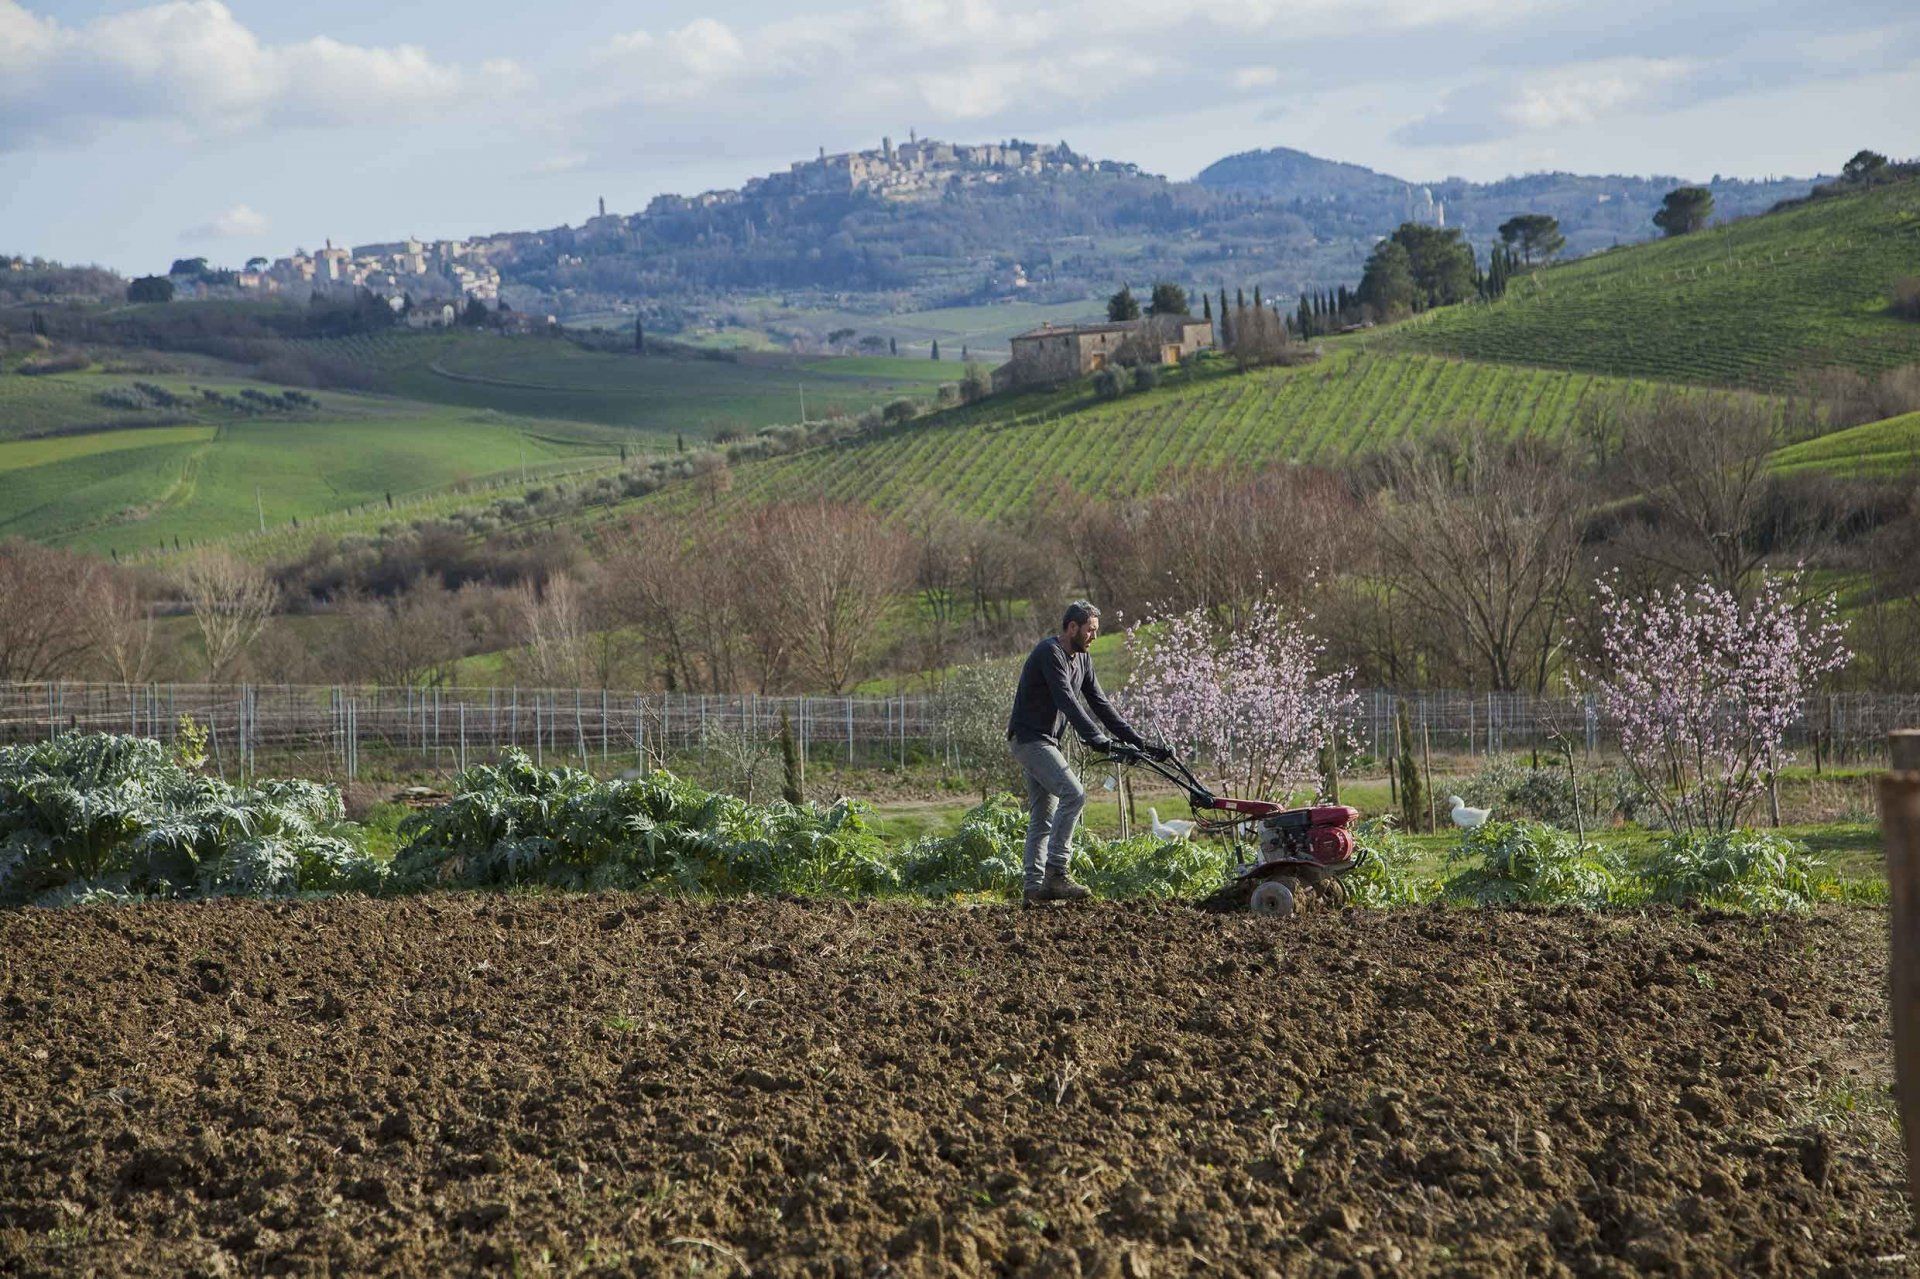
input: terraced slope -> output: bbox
[641,351,1665,523]
[1396,180,1920,389]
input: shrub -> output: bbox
[18,350,89,376]
[1642,829,1827,911]
[1345,816,1426,907]
[1457,758,1652,827]
[1440,819,1623,907]
[0,734,382,905]
[1091,366,1127,400]
[893,794,1230,900]
[1131,363,1160,392]
[1893,277,1920,322]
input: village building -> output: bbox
[992,317,1214,392]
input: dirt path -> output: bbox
[1,900,1912,1276]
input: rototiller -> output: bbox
[1111,744,1361,916]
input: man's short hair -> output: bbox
[1062,600,1101,629]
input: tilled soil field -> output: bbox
[1,899,1912,1277]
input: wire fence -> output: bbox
[3,682,1916,783]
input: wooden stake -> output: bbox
[1421,720,1435,835]
[1884,729,1920,1215]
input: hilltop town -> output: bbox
[191,236,505,309]
[645,134,1128,212]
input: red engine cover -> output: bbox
[1304,805,1361,829]
[1307,827,1355,864]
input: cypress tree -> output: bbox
[1252,284,1263,309]
[1236,287,1245,309]
[1202,293,1212,321]
[930,339,940,360]
[889,336,897,355]
[780,709,803,804]
[1397,703,1425,832]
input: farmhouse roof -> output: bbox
[1011,317,1211,341]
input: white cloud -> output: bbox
[1501,57,1694,130]
[529,152,588,175]
[182,203,269,239]
[1395,55,1702,146]
[0,0,501,150]
[588,0,1538,131]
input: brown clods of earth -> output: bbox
[0,900,1911,1276]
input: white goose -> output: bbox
[1149,808,1196,841]
[1449,795,1492,829]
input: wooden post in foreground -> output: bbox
[1882,729,1920,1214]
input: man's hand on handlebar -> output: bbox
[1143,742,1174,763]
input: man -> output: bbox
[1006,600,1170,904]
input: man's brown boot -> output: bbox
[1042,872,1092,902]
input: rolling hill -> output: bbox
[0,326,950,554]
[1394,178,1920,389]
[611,350,1673,528]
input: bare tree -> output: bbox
[84,571,158,684]
[1372,432,1584,692]
[512,572,595,688]
[1611,392,1779,598]
[1227,303,1309,369]
[601,520,738,691]
[179,550,277,682]
[0,540,100,682]
[754,503,911,692]
[332,581,470,687]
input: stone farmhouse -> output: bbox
[992,317,1215,392]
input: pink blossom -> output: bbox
[1121,599,1358,805]
[1580,573,1850,834]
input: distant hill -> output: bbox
[349,139,1816,333]
[1393,177,1920,389]
[1194,147,1819,258]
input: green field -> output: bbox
[295,330,947,439]
[628,350,1670,525]
[0,410,614,554]
[1394,179,1920,389]
[0,325,970,552]
[1773,409,1920,475]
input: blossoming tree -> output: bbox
[1583,574,1850,834]
[1121,599,1359,804]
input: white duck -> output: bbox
[1149,808,1196,841]
[1449,795,1492,829]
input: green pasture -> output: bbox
[0,425,214,472]
[294,330,947,438]
[1393,179,1920,389]
[1773,409,1920,475]
[0,411,613,554]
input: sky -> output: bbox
[2,0,1916,273]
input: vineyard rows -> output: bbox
[644,352,1661,525]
